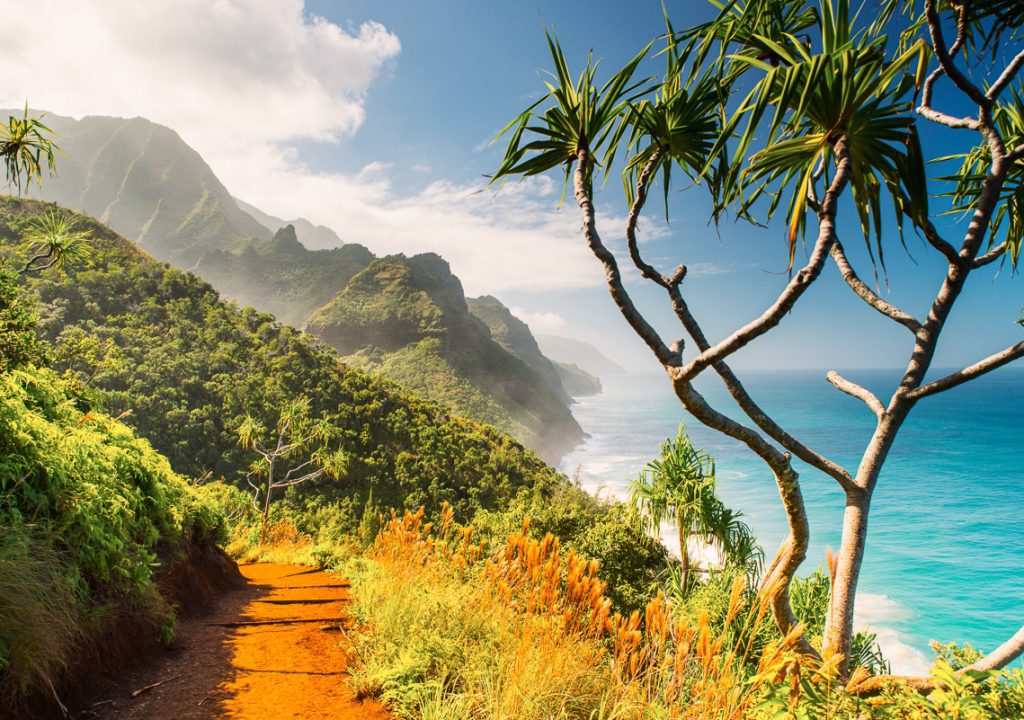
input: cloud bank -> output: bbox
[0,0,605,295]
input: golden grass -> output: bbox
[347,505,844,720]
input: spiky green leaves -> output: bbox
[716,0,930,268]
[492,31,652,197]
[20,210,92,275]
[0,106,58,195]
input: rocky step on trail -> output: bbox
[76,563,390,720]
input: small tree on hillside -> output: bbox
[631,426,761,592]
[494,0,1024,684]
[237,397,345,545]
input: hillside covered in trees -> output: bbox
[0,197,563,519]
[19,112,587,461]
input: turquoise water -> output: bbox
[559,368,1024,673]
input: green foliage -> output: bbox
[474,483,670,614]
[631,427,762,582]
[0,106,58,195]
[0,361,224,707]
[0,529,81,704]
[195,227,375,326]
[0,197,564,534]
[0,269,44,372]
[941,86,1024,267]
[307,255,583,463]
[0,365,221,593]
[18,209,92,275]
[492,30,652,195]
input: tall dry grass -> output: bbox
[346,505,857,720]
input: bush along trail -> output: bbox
[78,563,391,720]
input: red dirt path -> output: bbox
[77,563,391,719]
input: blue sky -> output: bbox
[1,0,1020,374]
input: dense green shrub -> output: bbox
[0,361,224,707]
[0,269,44,372]
[474,483,669,614]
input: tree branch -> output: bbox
[826,371,886,419]
[966,624,1024,672]
[272,468,326,489]
[925,0,988,108]
[915,105,981,131]
[574,149,676,366]
[667,286,856,492]
[619,140,855,492]
[987,49,1024,102]
[901,193,964,266]
[625,148,672,287]
[906,341,1024,400]
[677,138,852,382]
[668,374,819,660]
[973,242,1007,268]
[851,625,1024,696]
[829,241,922,333]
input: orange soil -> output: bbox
[79,563,391,720]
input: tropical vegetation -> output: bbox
[493,0,1024,685]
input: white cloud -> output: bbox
[0,0,609,295]
[0,0,400,158]
[509,308,568,334]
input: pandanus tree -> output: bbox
[237,397,346,545]
[493,0,1024,685]
[1,105,57,195]
[630,427,762,591]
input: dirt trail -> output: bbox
[78,563,391,720]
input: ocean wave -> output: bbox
[855,593,931,675]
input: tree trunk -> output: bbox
[822,488,871,670]
[678,508,689,592]
[260,461,275,546]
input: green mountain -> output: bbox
[19,112,270,264]
[1,197,562,520]
[195,224,375,327]
[466,295,570,405]
[21,113,580,460]
[306,255,584,463]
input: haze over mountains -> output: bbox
[21,111,615,462]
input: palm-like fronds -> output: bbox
[679,0,819,82]
[621,17,726,214]
[20,210,91,274]
[492,30,652,196]
[1,105,59,195]
[716,0,929,268]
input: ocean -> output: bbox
[558,368,1024,674]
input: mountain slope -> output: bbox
[20,113,580,461]
[553,362,602,397]
[306,255,584,463]
[1,197,562,519]
[195,224,375,326]
[235,197,344,250]
[467,295,570,404]
[19,112,270,264]
[536,334,626,378]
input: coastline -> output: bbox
[560,368,1024,675]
